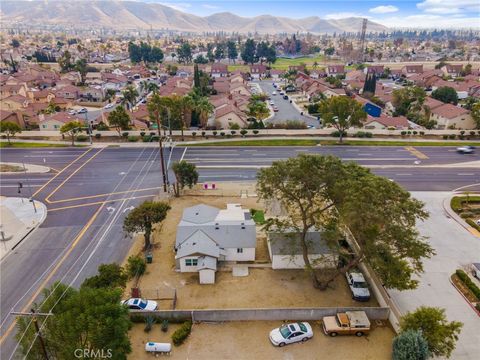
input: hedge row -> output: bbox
[172,320,192,346]
[465,218,480,232]
[456,269,480,300]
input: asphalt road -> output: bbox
[254,80,319,127]
[0,144,478,358]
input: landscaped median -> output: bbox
[450,195,480,234]
[450,270,480,315]
[0,141,71,148]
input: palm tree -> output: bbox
[122,85,139,112]
[139,80,148,94]
[195,97,214,129]
[313,61,319,70]
[147,82,159,94]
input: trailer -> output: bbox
[145,342,172,355]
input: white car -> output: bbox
[272,91,277,95]
[121,298,158,311]
[457,146,475,154]
[68,110,76,115]
[269,322,313,347]
[345,271,371,301]
[104,103,114,109]
[269,100,275,106]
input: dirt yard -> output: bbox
[123,182,378,309]
[128,321,394,360]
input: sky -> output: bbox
[147,0,480,28]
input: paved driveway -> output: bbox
[254,80,320,128]
[389,191,480,360]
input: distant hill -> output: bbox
[1,0,388,34]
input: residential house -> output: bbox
[430,104,475,129]
[267,230,338,270]
[28,89,55,103]
[364,114,409,130]
[270,69,285,80]
[175,204,256,284]
[402,65,423,76]
[441,64,463,78]
[1,95,30,111]
[250,64,267,79]
[39,112,83,131]
[54,85,81,100]
[365,65,384,76]
[214,104,248,129]
[0,110,25,128]
[326,65,345,76]
[80,87,103,102]
[0,84,28,98]
[211,63,228,78]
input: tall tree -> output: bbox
[121,85,139,111]
[318,96,366,143]
[177,42,192,64]
[81,263,128,290]
[123,201,171,251]
[16,282,131,359]
[75,58,87,85]
[172,161,199,197]
[392,86,426,117]
[58,50,73,73]
[0,121,22,144]
[10,39,20,48]
[60,121,83,146]
[471,102,480,129]
[241,39,257,65]
[107,106,130,136]
[257,154,433,290]
[400,307,463,358]
[227,40,238,63]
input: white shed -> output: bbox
[268,231,338,270]
[198,256,217,284]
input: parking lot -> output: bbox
[128,321,394,359]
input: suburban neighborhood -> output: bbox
[0,1,480,360]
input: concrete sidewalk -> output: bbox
[0,162,50,174]
[0,197,47,260]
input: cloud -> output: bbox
[417,0,480,14]
[369,5,399,14]
[324,12,363,20]
[374,13,480,28]
[159,2,191,12]
[202,4,220,10]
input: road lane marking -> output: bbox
[45,186,161,204]
[44,148,105,203]
[404,146,429,160]
[48,194,158,212]
[32,148,93,197]
[180,147,187,162]
[457,173,475,176]
[0,203,104,345]
[395,173,413,176]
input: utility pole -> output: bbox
[22,163,37,213]
[156,119,167,193]
[359,18,368,63]
[11,309,51,360]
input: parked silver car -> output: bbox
[345,271,371,301]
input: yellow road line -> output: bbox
[468,227,480,237]
[32,148,93,197]
[47,186,161,204]
[45,148,105,204]
[405,146,429,160]
[0,203,104,345]
[48,194,156,212]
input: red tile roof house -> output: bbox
[326,65,345,76]
[430,103,475,129]
[54,85,81,100]
[213,104,248,129]
[250,65,267,79]
[270,69,286,80]
[365,65,384,75]
[211,63,229,78]
[441,64,464,78]
[402,65,423,77]
[364,114,409,130]
[39,113,83,131]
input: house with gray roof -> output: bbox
[175,204,256,284]
[268,230,338,270]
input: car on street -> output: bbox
[273,106,279,112]
[68,109,76,115]
[283,95,289,100]
[472,263,480,279]
[269,100,275,105]
[306,125,315,129]
[322,311,370,337]
[346,270,371,301]
[457,146,475,154]
[279,91,285,96]
[269,322,313,347]
[272,91,277,95]
[121,298,158,311]
[77,108,87,114]
[104,103,114,109]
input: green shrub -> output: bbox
[401,131,407,136]
[126,255,146,279]
[253,130,259,135]
[201,131,206,137]
[449,134,456,139]
[240,129,248,137]
[212,131,217,136]
[392,330,430,360]
[94,133,102,139]
[172,321,192,346]
[76,134,88,142]
[220,132,225,137]
[455,269,480,300]
[230,130,236,135]
[354,131,366,138]
[331,130,347,138]
[407,131,412,135]
[144,315,156,332]
[122,132,129,138]
[476,303,480,312]
[419,131,425,136]
[413,131,418,135]
[151,135,159,142]
[466,218,480,232]
[460,211,474,218]
[365,132,373,138]
[191,131,197,137]
[161,319,169,332]
[442,135,448,139]
[470,131,476,136]
[142,135,151,142]
[96,122,109,131]
[460,130,465,135]
[128,135,138,142]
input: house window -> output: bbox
[42,125,47,129]
[237,248,243,254]
[185,259,198,266]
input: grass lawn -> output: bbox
[188,139,480,147]
[227,55,329,72]
[0,164,24,172]
[0,142,72,148]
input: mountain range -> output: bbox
[1,0,389,34]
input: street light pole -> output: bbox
[156,119,167,193]
[22,162,37,213]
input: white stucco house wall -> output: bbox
[267,230,338,270]
[175,204,256,284]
